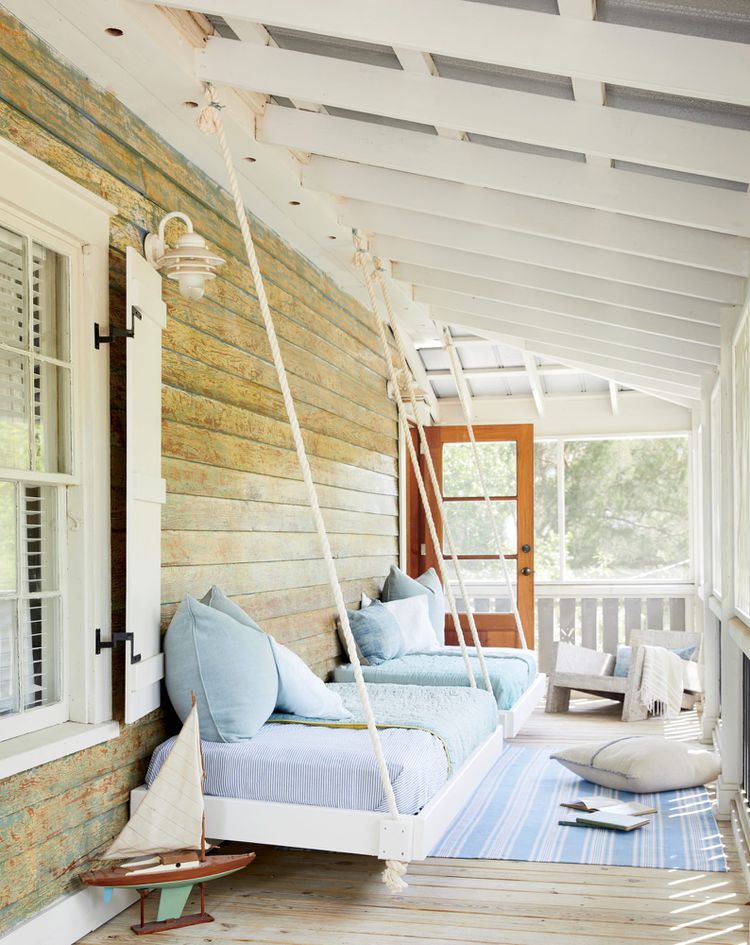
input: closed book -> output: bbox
[575,811,650,831]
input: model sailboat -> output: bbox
[81,702,254,935]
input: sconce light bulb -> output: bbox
[177,272,206,301]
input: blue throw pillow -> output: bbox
[613,642,697,678]
[165,595,278,742]
[345,600,405,665]
[381,565,445,645]
[201,584,263,631]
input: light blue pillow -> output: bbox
[381,565,445,645]
[201,585,262,631]
[164,595,278,742]
[613,643,697,678]
[345,601,405,665]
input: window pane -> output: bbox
[0,481,16,593]
[564,437,690,581]
[447,561,517,604]
[33,363,71,474]
[22,596,60,710]
[443,441,516,497]
[0,226,26,351]
[0,349,29,468]
[444,500,517,555]
[32,242,69,361]
[22,486,59,594]
[0,598,18,716]
[534,440,560,581]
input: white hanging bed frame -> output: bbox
[499,672,547,737]
[130,725,503,862]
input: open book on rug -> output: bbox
[561,795,657,815]
[559,810,651,832]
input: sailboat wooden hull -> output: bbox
[80,852,255,889]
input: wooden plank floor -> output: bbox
[79,698,749,945]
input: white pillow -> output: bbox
[270,639,352,720]
[551,736,721,793]
[362,593,437,653]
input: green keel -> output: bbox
[156,883,194,922]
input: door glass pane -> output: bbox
[447,557,518,591]
[564,437,690,581]
[443,441,516,497]
[444,500,517,555]
[534,440,560,581]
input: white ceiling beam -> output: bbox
[609,380,620,415]
[303,158,750,276]
[259,107,750,238]
[452,324,702,402]
[157,0,750,108]
[391,48,465,141]
[431,308,707,385]
[383,239,723,323]
[426,365,575,379]
[523,352,546,417]
[397,264,720,344]
[557,0,610,170]
[198,40,750,183]
[341,202,744,303]
[424,292,719,366]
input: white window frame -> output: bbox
[0,139,118,775]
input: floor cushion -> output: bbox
[551,736,721,792]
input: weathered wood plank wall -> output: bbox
[0,10,397,935]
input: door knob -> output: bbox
[520,567,533,576]
[521,544,532,554]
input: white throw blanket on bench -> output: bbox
[638,644,684,719]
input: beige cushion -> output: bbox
[551,736,721,792]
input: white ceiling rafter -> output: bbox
[196,39,750,184]
[148,0,750,108]
[258,107,750,238]
[340,201,744,303]
[384,241,723,323]
[395,265,720,343]
[302,157,750,275]
[522,352,546,417]
[418,289,719,365]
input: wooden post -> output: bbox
[700,374,721,744]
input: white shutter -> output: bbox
[124,246,166,724]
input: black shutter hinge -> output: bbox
[94,304,143,349]
[95,628,142,664]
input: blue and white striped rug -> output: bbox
[431,746,726,871]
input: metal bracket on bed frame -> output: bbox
[379,820,414,861]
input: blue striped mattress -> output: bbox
[146,683,497,815]
[334,646,538,710]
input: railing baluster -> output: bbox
[602,598,619,655]
[646,598,664,630]
[537,598,555,673]
[669,597,687,632]
[624,598,643,644]
[581,598,597,650]
[560,598,576,646]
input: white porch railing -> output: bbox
[451,581,697,674]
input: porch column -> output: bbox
[717,306,742,817]
[698,376,720,744]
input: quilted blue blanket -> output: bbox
[270,682,498,773]
[333,647,537,711]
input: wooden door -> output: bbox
[407,424,534,648]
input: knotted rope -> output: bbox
[440,327,528,649]
[198,85,407,892]
[353,244,478,690]
[366,251,495,695]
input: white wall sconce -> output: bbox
[144,211,224,301]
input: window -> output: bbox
[0,141,115,764]
[0,220,72,739]
[534,435,691,583]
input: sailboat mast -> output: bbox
[192,692,207,863]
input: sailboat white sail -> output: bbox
[106,704,204,858]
